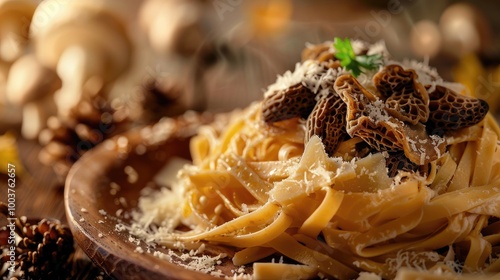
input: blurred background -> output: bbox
[0,0,499,198]
[0,0,499,278]
[1,0,499,132]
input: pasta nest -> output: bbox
[132,40,500,280]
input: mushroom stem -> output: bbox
[0,17,26,62]
[21,95,56,139]
[55,45,104,118]
[0,103,21,133]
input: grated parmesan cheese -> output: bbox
[134,246,144,254]
[365,99,392,124]
[384,57,466,95]
[115,223,126,232]
[264,60,325,98]
[124,39,498,279]
[264,40,390,99]
[385,250,441,275]
[153,249,228,277]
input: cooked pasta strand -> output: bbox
[253,263,318,280]
[299,187,344,237]
[268,233,359,279]
[232,247,275,266]
[131,55,500,279]
[208,211,292,247]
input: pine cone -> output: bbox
[131,78,188,124]
[0,203,74,279]
[37,79,187,181]
[38,95,130,181]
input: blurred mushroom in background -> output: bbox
[439,2,500,116]
[439,3,492,59]
[30,0,133,119]
[139,0,209,58]
[0,0,36,62]
[138,0,220,112]
[6,54,61,139]
[410,20,441,58]
[137,0,289,114]
[383,0,499,118]
[0,0,38,133]
[26,0,142,179]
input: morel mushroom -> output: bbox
[426,85,489,135]
[373,64,430,125]
[334,74,446,165]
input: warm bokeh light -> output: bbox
[439,3,490,57]
[248,0,293,38]
[410,20,441,58]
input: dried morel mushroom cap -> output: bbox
[301,43,334,63]
[385,151,419,178]
[301,43,341,69]
[302,43,341,69]
[334,74,446,165]
[261,40,490,174]
[334,74,405,152]
[426,85,489,135]
[262,83,317,123]
[373,64,430,125]
[400,122,447,165]
[305,89,348,156]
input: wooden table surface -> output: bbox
[1,135,114,279]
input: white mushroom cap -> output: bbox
[0,59,9,104]
[139,0,206,56]
[3,54,60,139]
[29,0,133,118]
[0,0,37,62]
[6,53,61,105]
[31,0,131,82]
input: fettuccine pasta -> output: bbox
[131,40,500,280]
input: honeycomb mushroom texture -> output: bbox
[334,74,406,153]
[260,40,489,173]
[385,151,419,177]
[305,89,348,156]
[373,64,430,125]
[426,85,489,135]
[262,83,317,123]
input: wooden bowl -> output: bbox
[64,115,242,279]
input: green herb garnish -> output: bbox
[333,37,383,77]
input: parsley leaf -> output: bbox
[333,37,382,77]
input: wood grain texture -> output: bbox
[65,126,242,279]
